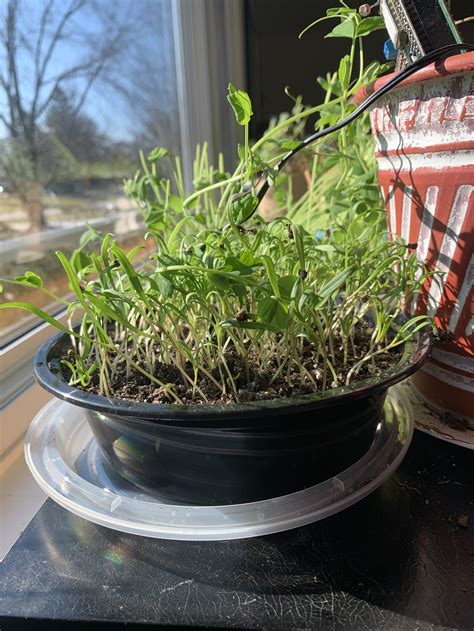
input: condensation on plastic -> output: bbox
[24,384,413,541]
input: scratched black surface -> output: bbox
[1,431,473,630]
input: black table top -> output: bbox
[1,431,473,630]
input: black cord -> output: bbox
[251,43,474,216]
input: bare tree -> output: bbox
[0,0,131,229]
[45,88,108,162]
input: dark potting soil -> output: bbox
[65,330,404,405]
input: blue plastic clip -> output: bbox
[384,38,397,61]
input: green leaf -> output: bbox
[100,233,115,262]
[338,54,351,91]
[316,75,336,92]
[192,212,206,224]
[208,273,230,291]
[262,255,280,298]
[394,315,431,337]
[71,250,90,273]
[278,275,298,300]
[229,193,258,224]
[238,251,262,268]
[266,138,301,151]
[110,246,147,302]
[79,223,102,248]
[56,251,87,299]
[15,271,43,288]
[257,297,288,329]
[292,225,307,271]
[227,83,253,126]
[356,16,385,37]
[313,244,336,253]
[326,7,355,15]
[145,207,165,231]
[224,256,259,275]
[126,245,146,261]
[220,318,280,333]
[168,194,183,213]
[318,265,356,303]
[148,147,169,163]
[215,170,232,183]
[325,19,355,39]
[152,273,174,298]
[299,10,353,38]
[97,289,137,306]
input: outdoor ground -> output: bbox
[0,190,146,344]
[0,191,132,239]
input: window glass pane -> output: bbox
[0,0,180,346]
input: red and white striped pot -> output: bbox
[355,52,474,421]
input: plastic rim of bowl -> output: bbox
[24,383,414,541]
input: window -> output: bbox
[0,0,183,346]
[0,0,245,452]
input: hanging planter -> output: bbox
[355,52,474,422]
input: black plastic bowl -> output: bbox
[34,331,430,505]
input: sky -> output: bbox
[0,0,180,144]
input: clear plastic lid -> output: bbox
[24,384,413,541]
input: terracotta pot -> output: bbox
[355,52,474,421]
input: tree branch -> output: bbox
[31,0,86,121]
[4,0,25,138]
[34,0,55,76]
[37,15,128,121]
[41,61,102,87]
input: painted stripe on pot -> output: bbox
[401,186,412,246]
[411,186,438,315]
[431,347,474,373]
[427,185,472,315]
[376,150,474,172]
[375,133,474,152]
[418,186,438,264]
[430,183,472,330]
[448,254,474,333]
[375,141,474,157]
[421,363,474,393]
[387,185,397,239]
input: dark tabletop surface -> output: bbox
[0,430,473,630]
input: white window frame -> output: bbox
[0,315,67,455]
[173,0,246,189]
[0,0,246,455]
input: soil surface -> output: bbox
[65,329,406,405]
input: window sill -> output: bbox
[0,433,47,561]
[1,314,67,455]
[1,383,52,456]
